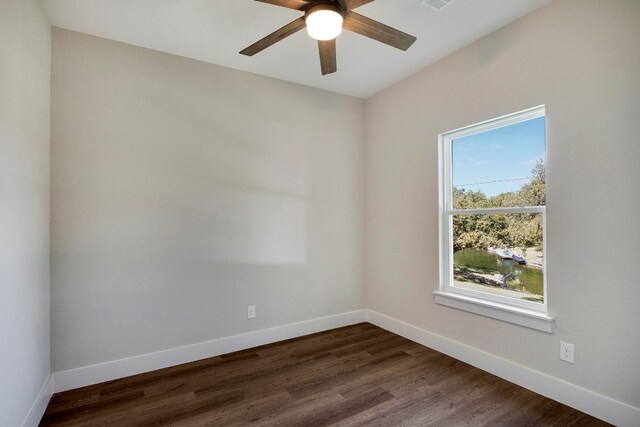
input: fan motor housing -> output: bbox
[305,1,345,20]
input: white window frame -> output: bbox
[434,106,553,333]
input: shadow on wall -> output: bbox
[67,55,313,266]
[77,185,309,267]
[169,186,308,265]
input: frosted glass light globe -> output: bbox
[306,9,343,41]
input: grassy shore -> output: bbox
[454,264,543,303]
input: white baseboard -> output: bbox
[366,309,640,427]
[22,375,53,427]
[52,310,366,393]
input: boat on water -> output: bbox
[510,253,527,264]
[493,248,512,259]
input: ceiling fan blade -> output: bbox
[255,0,308,11]
[240,17,307,56]
[318,39,337,75]
[343,12,416,51]
[344,0,375,11]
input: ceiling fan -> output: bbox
[240,0,417,75]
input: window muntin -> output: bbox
[440,106,547,313]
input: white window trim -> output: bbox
[436,106,553,333]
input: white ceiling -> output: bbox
[41,0,552,98]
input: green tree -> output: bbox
[452,159,545,252]
[514,159,545,207]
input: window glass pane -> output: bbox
[452,117,546,209]
[452,212,544,303]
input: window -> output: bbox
[435,106,553,332]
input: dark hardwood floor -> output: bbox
[41,323,609,426]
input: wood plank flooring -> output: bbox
[41,323,609,426]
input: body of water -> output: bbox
[454,248,543,296]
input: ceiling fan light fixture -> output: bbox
[240,0,418,76]
[305,4,344,41]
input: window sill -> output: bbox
[434,291,554,333]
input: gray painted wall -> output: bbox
[364,0,640,409]
[0,0,51,425]
[51,29,365,372]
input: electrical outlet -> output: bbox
[560,341,574,363]
[247,305,256,319]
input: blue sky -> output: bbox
[452,117,546,197]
